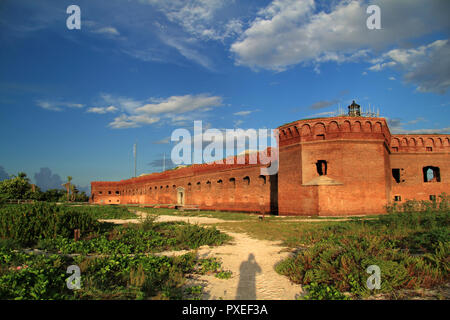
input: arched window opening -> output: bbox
[229,178,236,188]
[243,176,250,186]
[316,160,327,176]
[392,169,405,183]
[423,166,440,182]
[259,175,266,185]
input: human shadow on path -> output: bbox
[236,253,261,299]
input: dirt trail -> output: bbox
[101,211,303,300]
[182,230,303,300]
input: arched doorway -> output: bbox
[177,187,185,206]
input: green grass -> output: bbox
[135,207,267,221]
[135,206,356,222]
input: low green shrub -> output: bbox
[277,233,449,298]
[174,224,230,249]
[0,248,75,299]
[0,246,200,300]
[300,282,349,300]
[0,203,100,246]
[61,205,138,220]
[215,270,232,279]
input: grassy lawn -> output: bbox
[214,220,344,244]
[135,206,264,221]
[134,206,359,222]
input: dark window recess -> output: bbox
[316,134,325,140]
[392,147,398,152]
[108,191,112,195]
[423,166,440,182]
[259,175,267,185]
[429,195,436,201]
[243,176,250,186]
[316,160,327,176]
[115,191,120,195]
[394,196,401,201]
[392,169,401,183]
[426,147,432,152]
[98,191,102,195]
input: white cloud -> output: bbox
[233,119,244,127]
[93,27,120,36]
[368,39,450,94]
[136,94,222,115]
[100,94,144,114]
[36,100,84,111]
[392,127,450,134]
[387,117,448,134]
[106,93,223,129]
[230,0,450,71]
[389,76,396,81]
[141,0,241,42]
[86,106,118,114]
[108,114,160,129]
[153,137,171,144]
[160,36,214,70]
[306,111,337,118]
[233,110,252,116]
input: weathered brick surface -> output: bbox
[91,116,449,216]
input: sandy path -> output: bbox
[100,211,303,300]
[99,211,229,225]
[182,230,303,300]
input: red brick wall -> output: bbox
[277,117,391,215]
[91,158,272,213]
[389,135,450,204]
[90,117,449,216]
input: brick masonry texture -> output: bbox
[91,115,449,216]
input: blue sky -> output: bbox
[0,0,449,193]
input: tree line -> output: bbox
[0,172,89,203]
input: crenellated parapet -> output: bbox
[278,116,391,147]
[390,135,450,153]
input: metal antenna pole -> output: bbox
[133,143,137,177]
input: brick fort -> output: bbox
[90,101,449,216]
